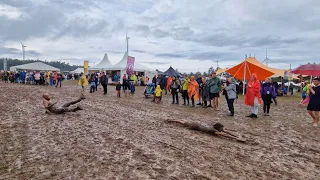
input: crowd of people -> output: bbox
[149,72,319,126]
[0,71,65,87]
[2,69,318,127]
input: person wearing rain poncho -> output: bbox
[188,76,200,107]
[245,73,262,118]
[155,85,162,104]
[78,72,89,92]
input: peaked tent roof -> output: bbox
[90,53,114,70]
[110,51,154,72]
[10,62,60,71]
[163,67,182,77]
[69,67,84,74]
[156,69,163,74]
[218,57,299,79]
[226,58,274,80]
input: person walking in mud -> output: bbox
[307,78,320,127]
[43,93,85,114]
[167,119,245,142]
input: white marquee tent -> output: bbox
[69,67,84,74]
[10,62,60,72]
[90,53,114,70]
[89,52,156,83]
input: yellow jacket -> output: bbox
[155,85,162,97]
[78,75,89,86]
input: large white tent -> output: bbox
[108,51,156,83]
[69,67,84,74]
[10,62,60,72]
[89,52,156,83]
[90,53,114,70]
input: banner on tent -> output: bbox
[126,56,135,75]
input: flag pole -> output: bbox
[243,54,247,95]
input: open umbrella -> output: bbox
[291,63,320,76]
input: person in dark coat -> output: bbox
[152,75,157,84]
[201,77,210,108]
[261,78,277,116]
[100,72,108,95]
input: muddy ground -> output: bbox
[0,81,319,180]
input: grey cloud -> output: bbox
[140,61,169,65]
[0,0,32,7]
[108,50,123,54]
[131,25,150,35]
[155,53,186,58]
[0,4,66,41]
[132,50,148,53]
[148,41,159,45]
[152,29,170,38]
[248,36,304,47]
[0,47,20,54]
[27,50,41,56]
[0,46,41,56]
[190,52,231,60]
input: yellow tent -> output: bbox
[245,57,299,79]
[216,68,227,75]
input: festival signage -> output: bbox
[126,56,135,76]
[84,60,88,74]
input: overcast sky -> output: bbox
[1,0,319,72]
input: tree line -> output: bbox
[0,58,81,72]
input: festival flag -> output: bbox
[126,56,135,76]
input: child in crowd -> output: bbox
[281,85,287,96]
[116,80,121,97]
[89,76,96,93]
[155,85,162,103]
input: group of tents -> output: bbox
[216,57,320,81]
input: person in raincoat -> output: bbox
[78,72,89,92]
[245,73,262,118]
[201,77,210,108]
[166,76,172,95]
[188,76,200,107]
[155,85,162,104]
[130,74,137,85]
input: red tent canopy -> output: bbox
[226,60,274,80]
[291,64,320,76]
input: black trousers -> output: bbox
[227,99,235,115]
[262,94,272,113]
[55,79,61,87]
[183,90,189,104]
[102,84,108,94]
[171,88,179,103]
[203,101,207,106]
[191,95,195,106]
